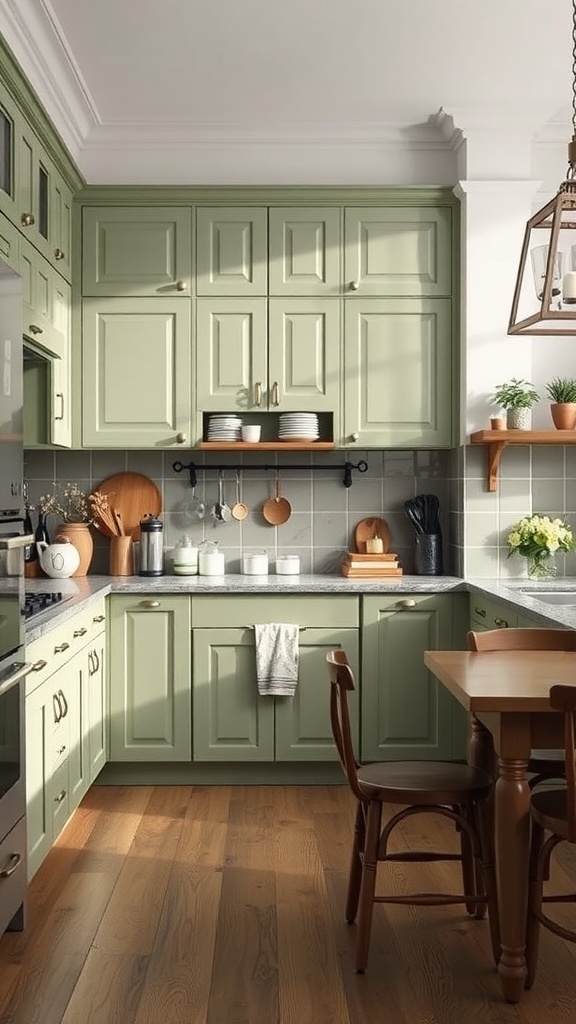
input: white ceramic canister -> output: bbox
[198,541,225,576]
[172,535,199,575]
[275,554,300,575]
[242,550,269,575]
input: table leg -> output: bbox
[495,756,530,1003]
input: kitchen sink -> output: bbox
[520,591,576,605]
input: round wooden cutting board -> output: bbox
[354,516,391,553]
[95,472,162,540]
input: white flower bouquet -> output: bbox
[507,513,576,578]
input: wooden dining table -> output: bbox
[424,648,576,1004]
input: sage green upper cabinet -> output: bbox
[342,297,453,447]
[0,212,19,271]
[196,207,267,295]
[268,207,341,295]
[361,593,463,762]
[82,207,192,297]
[196,296,339,413]
[109,595,191,762]
[0,82,19,226]
[82,298,192,447]
[344,207,452,297]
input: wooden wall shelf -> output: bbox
[470,430,576,491]
[199,441,335,451]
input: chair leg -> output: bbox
[525,821,545,990]
[345,801,365,924]
[457,804,482,917]
[475,799,501,965]
[355,799,382,974]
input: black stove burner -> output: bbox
[24,591,66,621]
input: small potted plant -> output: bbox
[492,378,540,430]
[544,376,576,430]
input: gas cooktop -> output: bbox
[23,591,72,621]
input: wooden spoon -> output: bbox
[262,472,292,525]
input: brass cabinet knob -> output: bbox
[140,600,160,608]
[31,659,47,672]
[397,599,416,608]
[350,432,359,442]
[73,627,87,637]
[29,324,43,335]
[348,280,360,291]
[54,789,67,804]
[54,247,65,260]
[21,212,35,227]
[93,614,105,623]
[176,280,187,291]
[54,642,70,653]
[176,432,187,444]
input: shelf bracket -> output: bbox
[172,459,368,488]
[486,441,507,492]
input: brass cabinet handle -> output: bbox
[348,280,360,291]
[397,599,416,608]
[31,659,47,672]
[0,853,22,878]
[54,789,67,804]
[53,693,62,723]
[54,642,70,654]
[93,614,105,623]
[21,212,35,227]
[271,381,280,407]
[493,617,509,629]
[58,688,68,717]
[54,247,65,261]
[56,744,66,756]
[176,432,187,444]
[474,607,487,618]
[55,393,64,421]
[88,651,95,675]
[73,627,87,638]
[93,649,100,672]
[254,381,262,407]
[176,280,187,291]
[28,324,43,335]
[140,600,160,608]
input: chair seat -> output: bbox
[530,786,570,839]
[528,749,565,776]
[357,760,493,805]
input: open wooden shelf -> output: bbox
[198,441,335,451]
[470,429,576,491]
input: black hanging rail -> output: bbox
[172,459,368,489]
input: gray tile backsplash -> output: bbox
[24,448,453,576]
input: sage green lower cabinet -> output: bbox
[86,623,107,778]
[191,595,359,762]
[361,593,464,761]
[469,595,518,632]
[109,595,191,761]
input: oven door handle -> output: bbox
[0,661,31,696]
[0,534,34,550]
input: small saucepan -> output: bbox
[262,471,292,526]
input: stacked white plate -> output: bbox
[207,415,243,441]
[278,412,319,442]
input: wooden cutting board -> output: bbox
[354,517,391,554]
[95,472,162,540]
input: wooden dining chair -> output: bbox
[326,649,500,974]
[467,628,576,786]
[525,683,576,989]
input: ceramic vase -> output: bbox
[506,407,532,430]
[54,521,93,576]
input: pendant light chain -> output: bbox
[572,0,576,135]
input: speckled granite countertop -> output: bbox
[18,572,576,642]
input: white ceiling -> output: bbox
[0,0,573,184]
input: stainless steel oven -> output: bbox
[0,262,31,936]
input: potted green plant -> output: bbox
[544,376,576,430]
[492,378,539,430]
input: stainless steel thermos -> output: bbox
[139,515,164,576]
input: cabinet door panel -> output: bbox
[109,596,191,761]
[82,298,191,446]
[275,628,359,761]
[87,637,107,780]
[196,208,267,295]
[193,629,274,761]
[343,298,452,447]
[362,594,456,761]
[268,298,340,412]
[345,207,452,296]
[269,207,341,295]
[196,297,267,412]
[82,207,192,296]
[25,684,51,879]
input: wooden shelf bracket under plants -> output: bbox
[470,429,576,491]
[172,458,369,489]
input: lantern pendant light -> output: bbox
[508,0,576,335]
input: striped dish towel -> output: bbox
[254,623,300,696]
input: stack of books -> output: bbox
[341,551,403,578]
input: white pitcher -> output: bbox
[36,540,80,579]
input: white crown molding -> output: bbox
[0,0,98,157]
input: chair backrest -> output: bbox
[467,627,576,653]
[326,650,364,801]
[549,684,576,842]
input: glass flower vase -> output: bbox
[526,551,557,580]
